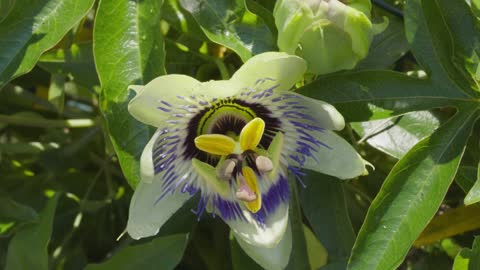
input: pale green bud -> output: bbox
[274,0,387,75]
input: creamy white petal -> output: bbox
[225,202,289,248]
[236,222,292,270]
[289,130,369,179]
[231,52,307,91]
[128,74,201,127]
[127,181,192,240]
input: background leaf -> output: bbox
[351,111,440,159]
[85,234,188,270]
[0,0,95,88]
[298,70,469,122]
[299,172,356,269]
[5,194,59,270]
[405,0,480,96]
[179,0,275,62]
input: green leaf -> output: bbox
[0,195,37,223]
[0,0,15,22]
[5,194,59,270]
[244,0,277,38]
[0,0,95,89]
[179,0,275,62]
[299,172,355,269]
[38,42,99,89]
[357,16,410,69]
[352,111,440,159]
[455,166,477,193]
[85,234,188,270]
[298,70,469,122]
[347,104,480,270]
[285,178,310,270]
[453,236,480,270]
[93,0,166,187]
[230,237,263,270]
[405,0,480,96]
[465,161,480,205]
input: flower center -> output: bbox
[194,118,273,213]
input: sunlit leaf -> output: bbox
[348,105,480,270]
[93,0,166,187]
[352,111,440,159]
[0,0,95,89]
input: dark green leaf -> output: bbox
[299,172,355,269]
[179,0,275,62]
[0,0,95,89]
[38,42,99,89]
[85,234,188,270]
[94,0,166,187]
[0,195,37,223]
[5,194,59,270]
[357,16,410,69]
[298,70,470,122]
[455,166,477,194]
[405,0,480,96]
[348,104,480,270]
[352,111,440,159]
[0,0,15,22]
[230,237,263,270]
[285,178,310,270]
[453,236,480,270]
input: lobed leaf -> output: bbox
[298,70,470,122]
[405,0,480,97]
[352,111,440,159]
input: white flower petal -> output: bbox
[128,74,201,127]
[280,91,345,131]
[299,130,369,179]
[197,79,244,98]
[231,52,307,91]
[127,181,192,240]
[127,129,195,239]
[225,201,289,248]
[236,222,292,270]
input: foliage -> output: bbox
[0,0,480,269]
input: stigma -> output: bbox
[194,118,274,213]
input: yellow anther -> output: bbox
[240,167,262,213]
[194,134,236,155]
[239,118,265,151]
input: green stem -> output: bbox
[215,58,230,80]
[0,114,96,128]
[345,123,359,150]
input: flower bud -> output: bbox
[274,0,387,75]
